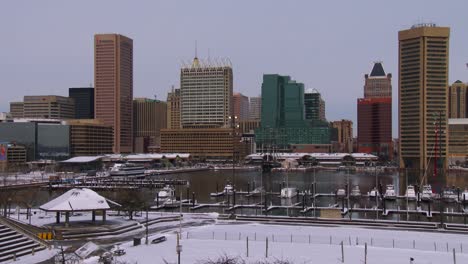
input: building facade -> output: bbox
[69,87,94,119]
[160,128,246,161]
[331,119,353,153]
[448,81,467,119]
[94,34,133,153]
[180,57,233,128]
[166,87,181,129]
[398,24,449,176]
[9,102,24,118]
[358,62,393,160]
[233,93,249,120]
[364,62,392,98]
[249,97,261,120]
[448,118,468,165]
[10,96,75,119]
[256,74,331,151]
[357,98,392,160]
[304,89,326,121]
[133,98,167,153]
[66,119,113,157]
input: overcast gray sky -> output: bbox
[1,0,467,137]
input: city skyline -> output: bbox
[1,1,468,138]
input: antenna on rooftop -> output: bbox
[195,40,198,59]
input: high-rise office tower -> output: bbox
[94,34,133,153]
[357,62,393,160]
[398,24,449,176]
[364,62,392,98]
[304,89,326,121]
[10,96,75,120]
[69,87,94,119]
[180,57,233,128]
[133,98,167,153]
[448,81,467,118]
[331,119,353,153]
[249,96,261,120]
[255,74,331,151]
[233,93,249,120]
[167,87,181,129]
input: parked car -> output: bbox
[151,236,167,244]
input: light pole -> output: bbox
[229,115,239,188]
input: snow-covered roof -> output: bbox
[39,188,111,212]
[246,152,378,161]
[61,156,103,163]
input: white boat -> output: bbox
[462,189,468,203]
[442,189,458,203]
[368,187,379,198]
[350,185,361,198]
[280,187,297,198]
[110,163,145,177]
[158,185,175,199]
[224,184,234,194]
[336,188,346,198]
[405,185,416,200]
[384,184,396,200]
[421,185,434,201]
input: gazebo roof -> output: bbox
[39,188,111,212]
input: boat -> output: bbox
[384,184,397,200]
[110,163,145,177]
[155,186,178,206]
[158,185,175,199]
[442,188,458,203]
[405,185,416,200]
[336,188,346,198]
[368,187,379,198]
[224,184,234,194]
[462,188,468,203]
[350,185,361,198]
[280,187,297,198]
[421,185,434,201]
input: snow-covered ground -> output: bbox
[83,223,468,264]
[0,171,56,185]
[2,247,58,264]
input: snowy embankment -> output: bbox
[90,223,468,264]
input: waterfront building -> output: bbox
[249,96,261,121]
[166,87,181,129]
[94,34,133,153]
[180,57,233,128]
[398,24,449,176]
[448,118,468,166]
[255,74,331,152]
[0,120,70,161]
[304,89,326,122]
[66,119,113,157]
[9,102,24,118]
[10,96,75,119]
[133,98,167,153]
[160,128,246,161]
[233,93,249,121]
[448,81,468,119]
[331,119,353,153]
[357,62,392,160]
[69,87,94,119]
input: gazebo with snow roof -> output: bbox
[39,188,116,226]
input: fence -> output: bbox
[185,230,467,254]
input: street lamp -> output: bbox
[228,115,239,188]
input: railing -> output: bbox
[0,216,51,248]
[184,230,468,254]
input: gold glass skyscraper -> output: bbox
[94,34,133,153]
[398,24,449,179]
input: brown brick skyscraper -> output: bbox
[94,34,133,153]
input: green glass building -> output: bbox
[256,74,331,150]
